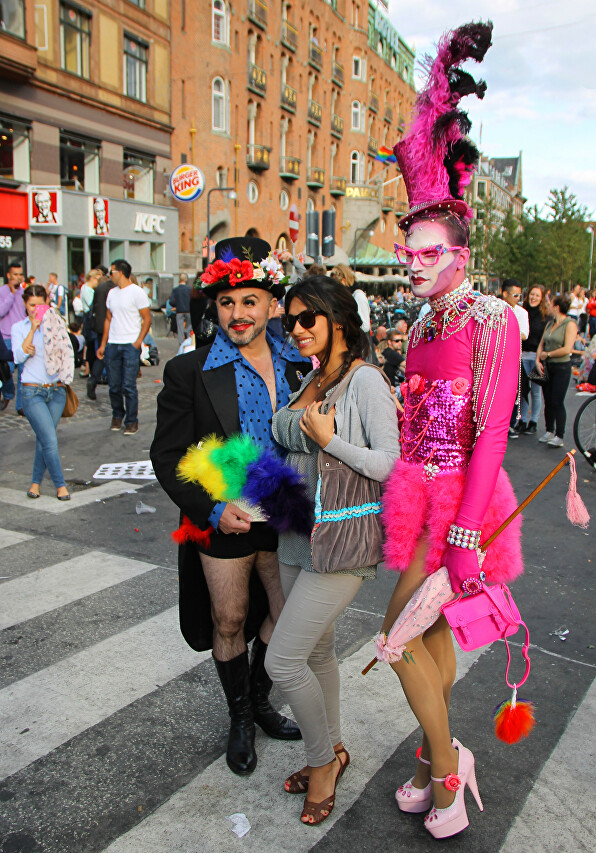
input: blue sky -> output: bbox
[390,0,596,216]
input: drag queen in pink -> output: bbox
[377,21,523,840]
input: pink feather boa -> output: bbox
[382,460,523,584]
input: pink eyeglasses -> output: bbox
[394,243,465,266]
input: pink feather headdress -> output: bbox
[395,21,493,230]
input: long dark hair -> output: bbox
[285,275,369,378]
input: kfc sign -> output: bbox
[134,212,166,234]
[29,188,62,226]
[90,197,109,236]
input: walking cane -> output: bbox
[362,450,583,676]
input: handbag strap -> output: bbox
[323,362,390,412]
[481,583,531,689]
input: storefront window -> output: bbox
[0,231,26,284]
[124,33,148,102]
[109,241,124,264]
[89,238,105,269]
[0,0,25,39]
[60,3,90,78]
[123,150,154,202]
[150,242,164,271]
[0,116,30,183]
[67,237,85,293]
[60,134,100,193]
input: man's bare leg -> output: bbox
[201,553,254,661]
[254,549,285,643]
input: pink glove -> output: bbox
[443,545,483,594]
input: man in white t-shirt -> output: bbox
[96,259,151,434]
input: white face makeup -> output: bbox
[405,221,469,300]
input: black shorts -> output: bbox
[197,522,278,559]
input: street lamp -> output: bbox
[205,187,238,266]
[352,227,374,273]
[586,225,594,291]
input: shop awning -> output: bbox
[349,242,398,267]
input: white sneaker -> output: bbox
[539,432,555,443]
[547,436,564,447]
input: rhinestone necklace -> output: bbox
[409,279,479,348]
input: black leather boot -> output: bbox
[213,651,257,775]
[249,636,302,740]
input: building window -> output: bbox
[350,150,363,183]
[280,189,289,211]
[0,0,25,38]
[60,3,90,78]
[351,100,361,131]
[247,181,259,204]
[0,116,30,183]
[477,181,486,199]
[150,242,165,271]
[277,235,288,251]
[123,150,154,202]
[306,197,315,214]
[128,0,146,7]
[212,77,228,132]
[352,55,365,80]
[380,218,386,234]
[216,166,228,187]
[124,33,148,102]
[212,0,229,44]
[60,134,99,193]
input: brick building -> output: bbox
[170,0,416,272]
[0,0,178,291]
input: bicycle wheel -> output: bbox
[573,395,596,469]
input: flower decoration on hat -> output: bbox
[200,237,289,297]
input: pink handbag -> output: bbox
[441,581,531,687]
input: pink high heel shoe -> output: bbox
[395,747,432,813]
[424,738,484,839]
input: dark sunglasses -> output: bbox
[283,310,322,333]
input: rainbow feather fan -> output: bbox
[175,434,313,537]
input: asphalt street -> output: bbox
[0,333,594,853]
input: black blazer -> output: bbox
[150,343,310,651]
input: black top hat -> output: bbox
[201,236,286,298]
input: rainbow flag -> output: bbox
[375,146,397,164]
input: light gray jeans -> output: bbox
[265,563,363,767]
[176,312,191,344]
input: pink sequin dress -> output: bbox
[382,287,523,585]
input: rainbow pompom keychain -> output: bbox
[493,684,536,744]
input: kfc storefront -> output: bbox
[0,188,29,283]
[27,188,178,290]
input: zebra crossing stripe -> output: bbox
[101,641,485,853]
[0,481,143,514]
[500,674,596,852]
[0,607,210,779]
[0,527,33,551]
[0,551,160,630]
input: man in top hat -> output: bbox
[151,236,310,776]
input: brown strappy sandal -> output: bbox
[300,749,350,826]
[285,746,350,794]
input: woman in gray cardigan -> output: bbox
[266,276,400,826]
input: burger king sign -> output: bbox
[169,164,205,203]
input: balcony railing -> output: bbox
[381,195,394,212]
[369,91,379,113]
[332,60,344,87]
[330,176,346,196]
[368,137,379,158]
[247,144,271,171]
[384,105,393,124]
[281,19,297,52]
[395,201,409,215]
[308,98,322,126]
[281,82,297,113]
[331,113,344,138]
[248,0,267,30]
[306,167,325,188]
[309,40,323,71]
[280,156,301,179]
[247,63,267,96]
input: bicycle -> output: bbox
[573,393,596,470]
